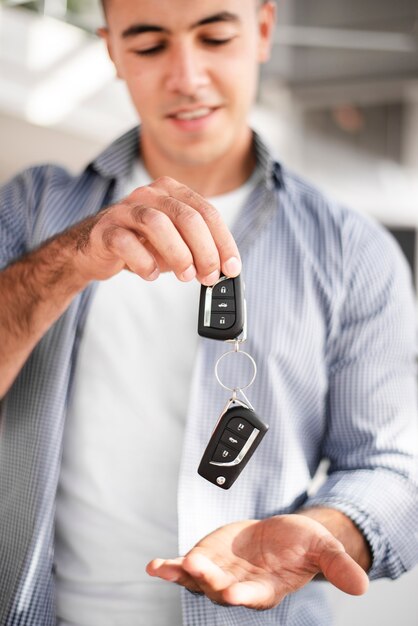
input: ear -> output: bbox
[257,1,276,63]
[97,26,123,78]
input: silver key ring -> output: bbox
[214,348,257,393]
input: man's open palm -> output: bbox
[147,514,369,610]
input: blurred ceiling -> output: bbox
[269,0,418,87]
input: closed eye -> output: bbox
[203,37,235,46]
[134,44,166,56]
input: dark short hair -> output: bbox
[101,0,271,17]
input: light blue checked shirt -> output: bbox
[1,128,418,626]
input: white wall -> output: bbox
[0,112,105,184]
[327,570,418,625]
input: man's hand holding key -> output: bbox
[72,176,242,286]
[0,176,241,398]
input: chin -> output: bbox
[169,140,233,167]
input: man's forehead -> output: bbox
[106,0,255,30]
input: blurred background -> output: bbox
[0,1,417,624]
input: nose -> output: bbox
[165,42,209,96]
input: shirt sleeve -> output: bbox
[302,213,418,580]
[0,171,30,269]
[0,165,70,269]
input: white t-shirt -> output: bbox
[54,161,259,626]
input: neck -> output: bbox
[139,128,256,197]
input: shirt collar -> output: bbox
[90,125,284,191]
[252,130,284,191]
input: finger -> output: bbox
[182,552,234,593]
[146,558,203,594]
[319,547,369,595]
[183,554,285,610]
[148,178,242,279]
[101,225,160,280]
[153,196,221,285]
[146,557,184,581]
[104,204,195,282]
[222,579,285,610]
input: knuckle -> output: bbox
[96,204,125,232]
[182,185,193,198]
[199,203,220,222]
[180,208,202,226]
[96,208,113,228]
[159,196,184,219]
[130,204,165,229]
[128,187,149,202]
[130,203,152,225]
[152,175,176,188]
[177,183,198,202]
[101,225,120,250]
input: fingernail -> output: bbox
[223,256,241,277]
[146,267,160,281]
[181,265,196,281]
[203,269,220,286]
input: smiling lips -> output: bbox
[171,106,213,120]
[166,105,221,130]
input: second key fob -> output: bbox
[198,403,268,489]
[198,274,244,340]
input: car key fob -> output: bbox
[198,403,269,489]
[198,274,245,341]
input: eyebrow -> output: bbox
[121,11,240,39]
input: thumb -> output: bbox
[317,538,369,596]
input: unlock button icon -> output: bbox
[211,313,235,329]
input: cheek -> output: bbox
[123,64,160,109]
[221,54,258,107]
[226,41,259,87]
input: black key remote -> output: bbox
[198,274,245,341]
[198,404,269,489]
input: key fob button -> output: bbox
[211,299,235,313]
[226,417,253,439]
[220,430,246,451]
[211,313,235,329]
[198,274,243,340]
[212,280,234,298]
[212,444,237,463]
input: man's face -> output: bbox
[101,0,275,167]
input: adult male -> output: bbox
[0,0,417,625]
